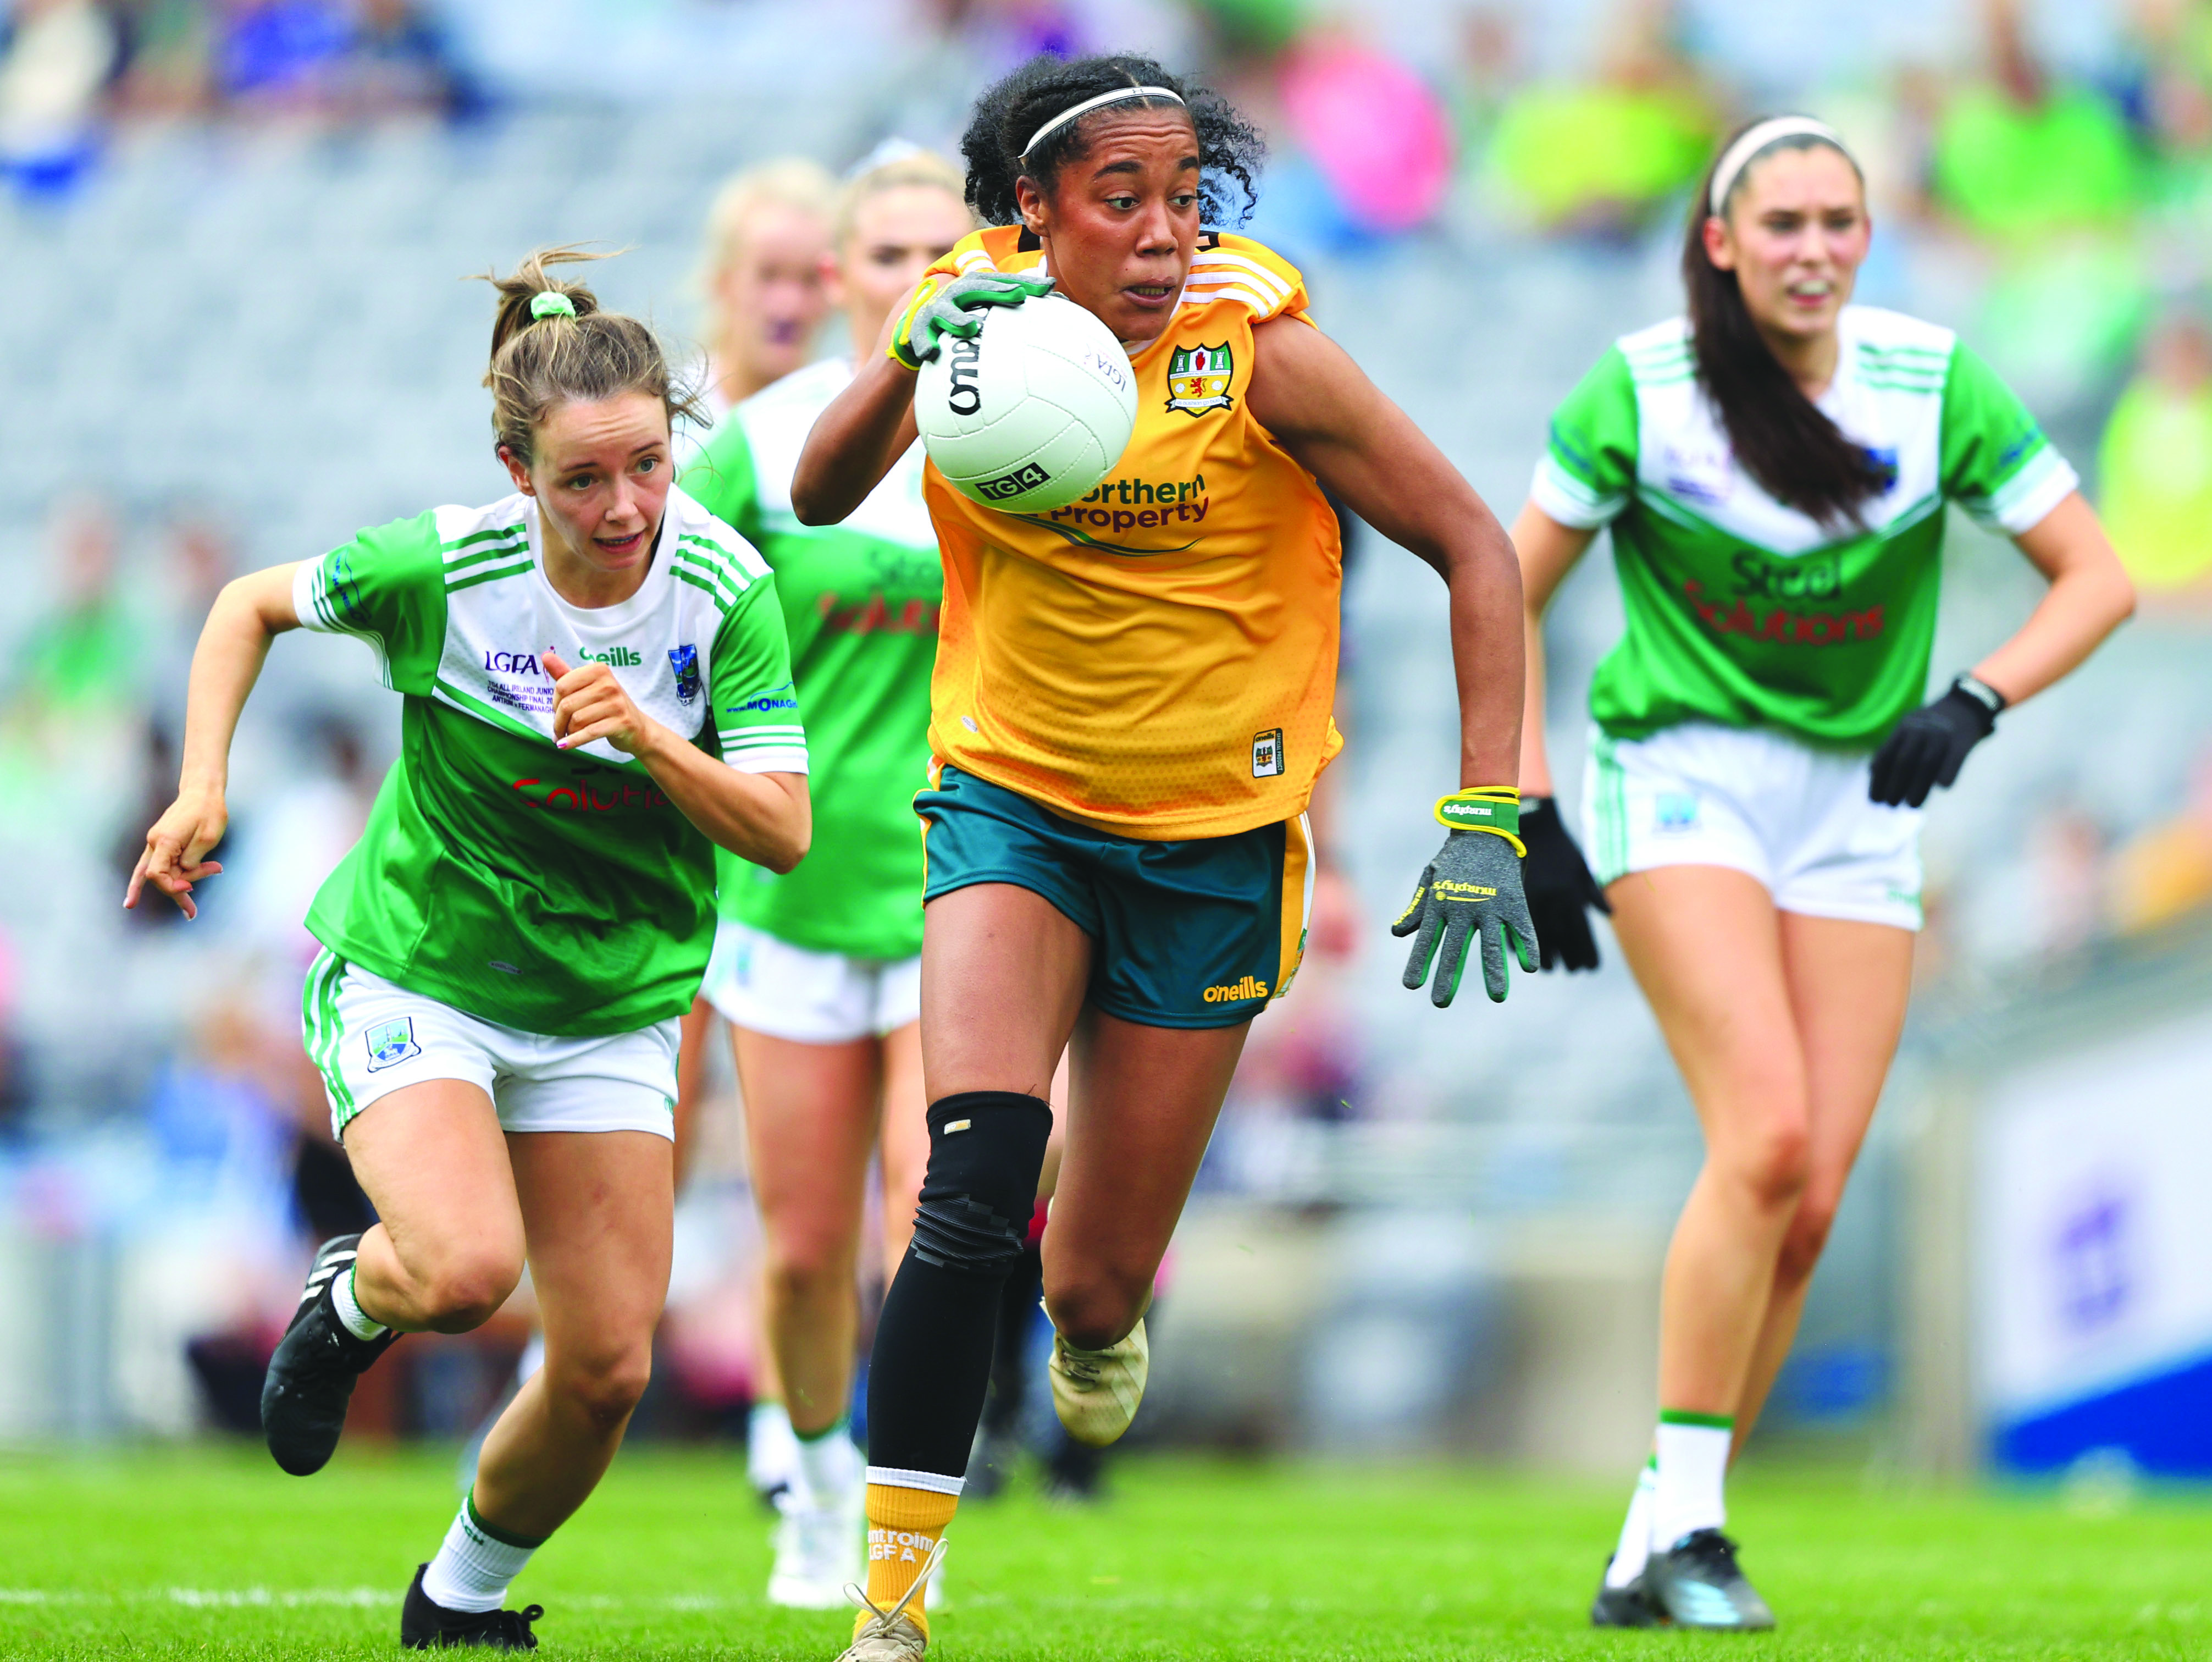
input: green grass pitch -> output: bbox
[2,1443,2207,1658]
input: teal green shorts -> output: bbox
[916,764,1312,1030]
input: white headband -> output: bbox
[1708,116,1854,216]
[1023,86,1186,159]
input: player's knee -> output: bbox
[414,1250,523,1333]
[549,1341,653,1435]
[906,1091,1052,1278]
[1724,1107,1812,1211]
[1044,1268,1148,1352]
[764,1232,856,1307]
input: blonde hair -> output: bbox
[477,247,703,465]
[833,146,971,247]
[696,156,837,292]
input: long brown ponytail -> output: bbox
[1683,123,1888,529]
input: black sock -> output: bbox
[865,1091,1050,1479]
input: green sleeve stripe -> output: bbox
[441,523,529,553]
[432,677,542,742]
[1963,445,2067,526]
[443,536,529,575]
[720,731,808,746]
[671,564,737,612]
[446,560,535,594]
[678,532,765,586]
[1856,342,1949,362]
[673,551,749,610]
[1536,455,1618,512]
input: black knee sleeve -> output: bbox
[865,1092,1050,1479]
[908,1092,1052,1277]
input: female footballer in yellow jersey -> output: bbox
[795,54,1536,1660]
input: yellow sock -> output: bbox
[860,1481,959,1640]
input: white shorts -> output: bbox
[301,952,679,1140]
[1582,722,1925,930]
[699,918,921,1044]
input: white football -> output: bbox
[914,293,1138,513]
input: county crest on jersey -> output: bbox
[1165,343,1235,415]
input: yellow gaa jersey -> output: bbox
[919,226,1343,841]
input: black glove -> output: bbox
[1868,676,2004,808]
[1519,797,1611,972]
[1392,829,1540,1007]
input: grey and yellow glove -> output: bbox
[889,269,1057,369]
[1392,789,1540,1007]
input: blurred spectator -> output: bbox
[2097,305,2212,604]
[112,0,212,116]
[2109,749,2212,934]
[214,0,351,114]
[228,709,378,966]
[342,0,475,121]
[0,0,121,198]
[1932,0,2143,240]
[1483,0,1717,238]
[0,493,142,846]
[0,929,31,1142]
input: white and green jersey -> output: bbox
[685,358,942,963]
[1533,306,2078,747]
[291,485,805,1036]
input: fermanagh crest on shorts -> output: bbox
[364,1017,421,1073]
[1165,343,1235,416]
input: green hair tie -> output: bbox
[530,291,577,321]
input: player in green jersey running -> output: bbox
[682,144,975,1608]
[126,250,811,1652]
[1512,118,2136,1631]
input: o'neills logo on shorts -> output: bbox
[1203,975,1270,1004]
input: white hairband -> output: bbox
[1023,86,1186,160]
[1708,116,1854,216]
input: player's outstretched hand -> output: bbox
[891,270,1057,369]
[126,789,228,920]
[546,651,657,755]
[1392,829,1540,1007]
[1519,797,1611,973]
[1868,677,2001,809]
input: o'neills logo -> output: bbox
[1203,975,1269,1004]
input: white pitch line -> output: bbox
[0,1588,743,1611]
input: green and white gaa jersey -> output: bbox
[1532,306,2078,747]
[291,485,805,1036]
[685,357,942,963]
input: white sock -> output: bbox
[748,1399,797,1494]
[1602,1457,1658,1588]
[1652,1413,1733,1553]
[421,1494,541,1614]
[793,1419,858,1506]
[331,1265,388,1342]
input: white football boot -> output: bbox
[767,1433,865,1609]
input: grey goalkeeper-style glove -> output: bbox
[889,269,1057,368]
[1392,791,1540,1007]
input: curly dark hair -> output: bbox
[959,53,1265,229]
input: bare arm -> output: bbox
[544,653,811,873]
[792,307,920,526]
[125,562,305,918]
[1249,317,1523,789]
[1974,491,2135,705]
[1508,505,1601,798]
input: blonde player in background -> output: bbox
[682,142,975,1608]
